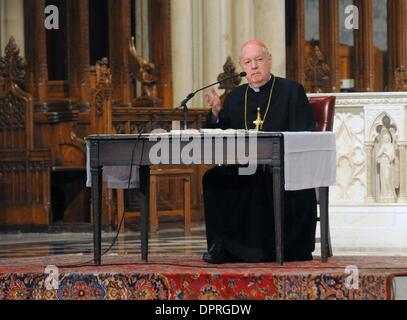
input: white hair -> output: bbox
[239,44,271,62]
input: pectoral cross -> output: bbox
[253,107,264,131]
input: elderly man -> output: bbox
[202,40,316,264]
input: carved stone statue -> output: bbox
[376,128,398,202]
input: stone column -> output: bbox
[398,142,407,203]
[135,0,150,60]
[232,0,255,59]
[220,0,233,63]
[171,0,194,108]
[202,0,223,87]
[173,0,235,108]
[254,0,286,77]
[0,0,25,54]
[201,0,234,107]
[191,0,203,107]
[135,0,150,97]
[171,0,289,107]
[0,0,5,51]
[365,142,376,203]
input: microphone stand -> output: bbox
[179,72,246,130]
[180,93,194,130]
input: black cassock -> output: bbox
[203,75,317,262]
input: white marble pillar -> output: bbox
[220,0,233,62]
[170,0,288,107]
[171,0,194,108]
[202,1,223,89]
[191,0,203,107]
[0,0,3,51]
[231,0,255,61]
[135,0,150,60]
[254,0,286,77]
[0,0,24,54]
[135,0,150,97]
[201,0,234,107]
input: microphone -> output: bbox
[179,72,247,130]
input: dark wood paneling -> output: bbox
[108,0,132,107]
[45,0,68,81]
[319,0,340,92]
[67,0,90,108]
[354,0,375,92]
[89,0,109,66]
[15,0,177,225]
[150,0,173,108]
[286,0,305,83]
[388,0,407,91]
[24,0,48,110]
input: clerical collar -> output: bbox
[249,74,273,93]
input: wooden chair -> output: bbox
[116,166,193,233]
[309,96,336,262]
[149,167,193,233]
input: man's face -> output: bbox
[239,45,272,88]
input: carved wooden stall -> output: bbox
[286,0,407,93]
[0,0,210,227]
[0,38,52,225]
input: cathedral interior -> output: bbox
[0,0,407,278]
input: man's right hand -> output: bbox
[204,87,222,120]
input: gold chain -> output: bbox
[244,75,276,131]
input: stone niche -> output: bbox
[365,108,407,204]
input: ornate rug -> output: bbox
[0,255,405,300]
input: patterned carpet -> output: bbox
[1,225,406,300]
[0,255,406,300]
